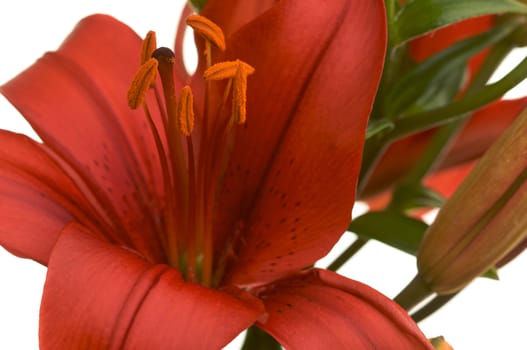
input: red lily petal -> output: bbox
[0,130,99,264]
[219,0,386,285]
[363,97,527,199]
[1,15,169,262]
[201,0,277,39]
[40,223,264,349]
[255,269,433,349]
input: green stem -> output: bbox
[241,326,281,350]
[385,0,398,49]
[403,122,464,185]
[394,275,433,311]
[411,292,459,322]
[327,237,369,272]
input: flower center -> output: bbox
[127,15,254,287]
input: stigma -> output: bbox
[126,14,254,287]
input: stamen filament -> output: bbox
[185,136,197,282]
[153,85,169,134]
[142,103,175,263]
[176,85,198,282]
[200,79,234,287]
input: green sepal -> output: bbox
[188,0,207,12]
[385,20,521,118]
[389,184,446,212]
[482,266,500,280]
[348,211,428,255]
[393,0,527,45]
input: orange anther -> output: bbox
[177,86,195,136]
[127,58,158,109]
[141,31,157,64]
[186,14,226,51]
[203,60,254,81]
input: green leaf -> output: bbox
[188,0,207,12]
[242,327,281,350]
[385,19,521,118]
[348,211,428,255]
[393,0,527,45]
[392,52,527,138]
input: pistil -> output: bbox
[126,15,254,287]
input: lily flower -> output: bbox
[0,1,433,348]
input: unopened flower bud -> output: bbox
[417,108,527,294]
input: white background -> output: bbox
[0,1,526,349]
